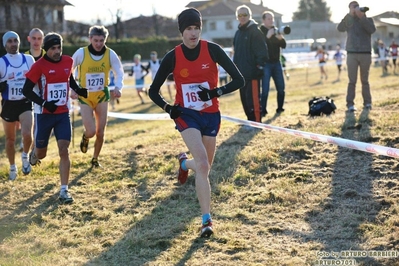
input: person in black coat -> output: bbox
[233,5,268,122]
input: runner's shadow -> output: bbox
[0,167,92,243]
[286,109,396,264]
[310,80,323,86]
[84,123,260,265]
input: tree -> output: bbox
[292,0,332,22]
[108,3,124,40]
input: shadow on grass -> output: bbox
[310,80,323,86]
[84,123,260,265]
[288,109,396,265]
[0,167,92,243]
[263,111,284,124]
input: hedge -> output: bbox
[0,37,182,61]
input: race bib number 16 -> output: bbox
[181,82,212,111]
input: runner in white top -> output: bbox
[0,31,35,180]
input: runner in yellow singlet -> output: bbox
[71,25,124,168]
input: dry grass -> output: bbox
[1,63,399,266]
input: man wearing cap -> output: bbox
[22,32,88,204]
[72,25,124,168]
[0,31,35,180]
[337,1,376,112]
[149,8,244,237]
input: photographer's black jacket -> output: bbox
[233,20,268,79]
[259,25,286,63]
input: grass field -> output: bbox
[0,62,399,266]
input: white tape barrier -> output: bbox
[121,56,394,82]
[122,81,175,90]
[106,111,399,159]
[108,111,169,120]
[222,115,399,159]
[282,55,395,71]
[124,51,396,75]
[284,58,387,71]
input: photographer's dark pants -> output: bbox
[261,61,285,113]
[346,53,372,108]
[239,79,261,122]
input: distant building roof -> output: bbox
[118,15,179,39]
[372,11,399,26]
[373,11,399,19]
[379,18,399,26]
[0,0,73,5]
[185,0,208,10]
[185,0,281,17]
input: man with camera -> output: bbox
[337,1,375,112]
[259,11,287,117]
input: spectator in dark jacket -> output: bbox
[337,1,375,112]
[233,5,268,122]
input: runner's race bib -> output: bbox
[181,82,212,111]
[47,82,68,106]
[7,79,25,100]
[86,73,105,92]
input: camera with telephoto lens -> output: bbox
[274,25,291,35]
[355,4,369,12]
[359,7,369,12]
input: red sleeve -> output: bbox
[25,60,42,83]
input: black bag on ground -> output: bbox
[308,97,336,116]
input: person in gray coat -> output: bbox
[337,1,376,112]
